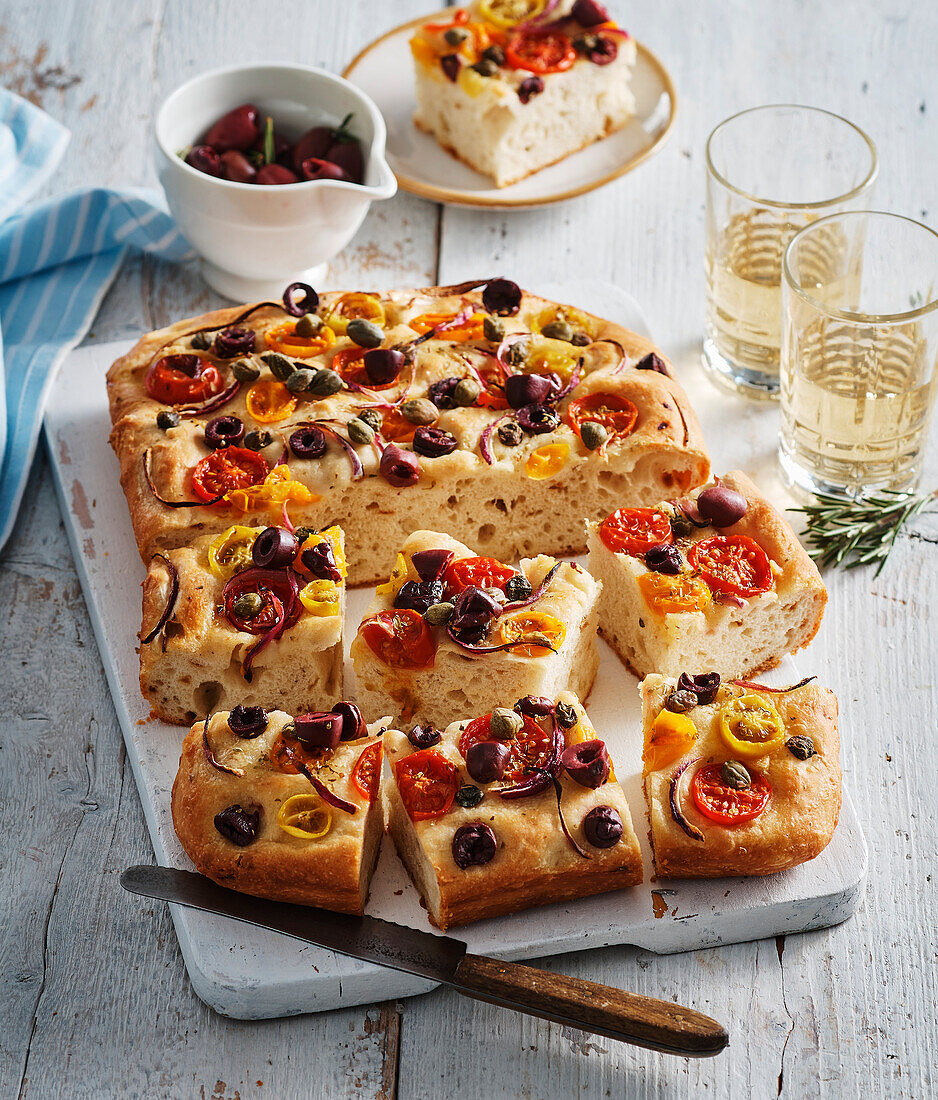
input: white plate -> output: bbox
[342,11,677,209]
[44,281,866,1019]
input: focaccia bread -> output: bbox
[107,279,709,585]
[171,704,387,913]
[586,471,826,679]
[384,690,642,929]
[641,673,841,879]
[350,529,600,728]
[140,524,345,724]
[410,2,636,188]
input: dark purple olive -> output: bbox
[301,541,342,582]
[252,526,298,568]
[219,150,257,184]
[413,426,458,458]
[427,377,461,409]
[227,704,268,738]
[327,140,364,184]
[449,586,502,639]
[283,282,319,317]
[411,549,454,582]
[204,415,244,450]
[465,740,510,784]
[517,76,544,104]
[516,403,560,435]
[185,144,222,177]
[204,104,260,152]
[256,163,299,185]
[293,711,342,750]
[572,0,611,26]
[515,695,554,718]
[292,127,334,172]
[677,672,721,705]
[441,53,461,82]
[561,740,610,789]
[582,805,623,849]
[301,157,350,182]
[482,278,522,317]
[452,823,497,868]
[213,325,255,358]
[587,36,618,64]
[158,352,201,378]
[380,443,420,487]
[644,544,684,575]
[504,373,555,409]
[634,351,669,375]
[332,701,366,742]
[697,485,748,527]
[363,348,404,386]
[408,724,442,749]
[394,579,444,614]
[289,426,327,459]
[214,804,260,846]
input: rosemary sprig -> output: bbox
[790,487,938,576]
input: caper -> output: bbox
[261,352,295,382]
[541,320,574,342]
[666,508,695,540]
[505,341,527,367]
[453,378,481,407]
[665,689,697,714]
[400,398,438,426]
[490,707,523,741]
[504,574,532,602]
[471,58,499,77]
[232,592,264,620]
[580,420,609,451]
[424,601,454,627]
[444,26,470,46]
[497,420,524,447]
[243,429,273,451]
[190,330,212,350]
[293,526,314,545]
[346,318,384,348]
[786,734,817,760]
[231,358,261,383]
[358,408,383,431]
[483,316,505,343]
[455,784,483,808]
[280,721,297,741]
[285,368,315,393]
[720,760,751,790]
[307,368,343,397]
[347,417,376,446]
[482,44,506,65]
[156,410,180,431]
[574,32,600,53]
[294,312,322,337]
[555,701,579,729]
[570,332,591,347]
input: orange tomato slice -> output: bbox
[636,571,712,614]
[264,321,335,359]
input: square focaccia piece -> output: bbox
[140,524,346,724]
[350,529,600,729]
[410,3,637,188]
[641,673,841,879]
[171,705,388,913]
[384,691,642,930]
[587,470,827,679]
[107,280,709,585]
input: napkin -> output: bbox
[0,89,195,552]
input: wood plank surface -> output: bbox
[0,0,936,1097]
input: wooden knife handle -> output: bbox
[451,953,728,1057]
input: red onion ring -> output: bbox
[552,359,583,403]
[280,742,358,815]
[176,379,241,419]
[519,0,561,27]
[732,676,817,694]
[501,561,561,612]
[280,501,295,532]
[202,715,244,777]
[499,717,563,800]
[537,767,592,858]
[309,421,364,479]
[495,332,528,378]
[141,553,179,645]
[669,759,704,841]
[713,592,746,608]
[478,411,515,466]
[143,449,226,507]
[240,577,299,682]
[668,497,709,528]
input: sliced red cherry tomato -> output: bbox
[566,392,638,442]
[223,569,301,634]
[688,535,773,598]
[458,712,553,783]
[352,742,383,803]
[191,447,269,502]
[395,749,459,820]
[505,30,576,73]
[359,609,437,669]
[442,555,515,596]
[476,367,509,410]
[272,733,333,775]
[145,354,223,405]
[691,763,771,826]
[599,507,673,556]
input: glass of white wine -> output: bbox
[704,105,877,399]
[780,211,938,498]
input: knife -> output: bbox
[121,865,728,1057]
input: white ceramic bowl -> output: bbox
[155,62,397,301]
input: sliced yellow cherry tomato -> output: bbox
[525,337,580,382]
[525,442,569,480]
[298,524,348,580]
[636,571,712,615]
[225,464,319,512]
[719,692,786,760]
[495,611,566,657]
[299,579,341,616]
[325,293,385,336]
[410,36,438,66]
[245,378,298,424]
[207,525,264,579]
[277,793,332,839]
[264,320,336,359]
[376,552,417,598]
[479,0,545,28]
[643,710,698,776]
[532,305,595,339]
[407,310,487,341]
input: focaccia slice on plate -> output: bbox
[640,673,841,879]
[171,704,388,913]
[586,470,826,679]
[350,529,600,729]
[384,690,642,930]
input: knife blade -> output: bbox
[121,865,728,1058]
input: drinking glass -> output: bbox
[704,105,878,399]
[779,211,938,498]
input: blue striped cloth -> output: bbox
[0,89,195,551]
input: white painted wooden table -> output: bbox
[1,2,936,1097]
